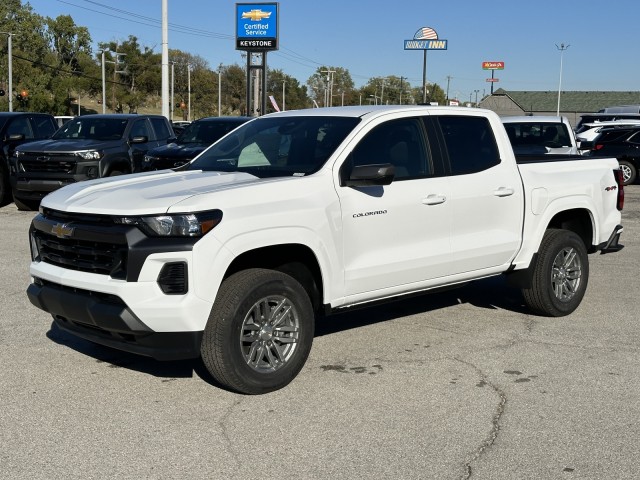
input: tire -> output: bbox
[201,268,314,394]
[522,229,589,317]
[618,159,637,186]
[109,170,124,176]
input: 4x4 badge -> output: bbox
[51,223,74,238]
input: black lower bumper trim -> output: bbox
[599,224,624,254]
[27,281,202,360]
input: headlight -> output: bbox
[143,155,158,163]
[15,150,25,158]
[114,210,223,237]
[77,150,102,160]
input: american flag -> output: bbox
[414,27,438,40]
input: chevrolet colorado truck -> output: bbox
[26,106,624,394]
[9,114,174,210]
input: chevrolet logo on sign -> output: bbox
[241,9,271,21]
[51,223,74,239]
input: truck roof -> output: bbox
[262,105,497,119]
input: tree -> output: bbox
[307,66,355,107]
[265,68,309,113]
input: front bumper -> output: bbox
[27,279,203,360]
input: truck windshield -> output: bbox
[52,117,128,141]
[177,120,247,144]
[187,116,360,177]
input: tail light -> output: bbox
[615,168,624,211]
[594,144,604,151]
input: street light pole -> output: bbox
[556,43,570,116]
[218,64,222,117]
[187,64,191,122]
[474,89,480,106]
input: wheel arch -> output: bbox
[224,244,324,312]
[546,208,594,252]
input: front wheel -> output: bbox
[618,159,637,185]
[522,229,589,317]
[201,268,314,394]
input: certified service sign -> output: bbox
[236,3,279,50]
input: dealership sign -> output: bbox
[482,61,504,70]
[404,27,448,50]
[236,3,279,50]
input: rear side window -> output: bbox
[33,116,56,138]
[437,116,500,175]
[130,119,152,140]
[150,117,172,140]
[6,116,34,139]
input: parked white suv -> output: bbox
[575,119,640,143]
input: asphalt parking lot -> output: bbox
[1,186,639,480]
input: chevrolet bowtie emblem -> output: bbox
[51,223,74,239]
[241,9,271,21]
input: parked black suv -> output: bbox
[586,125,640,185]
[9,114,174,210]
[1,112,57,207]
[142,116,251,171]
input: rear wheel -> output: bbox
[618,159,637,185]
[201,268,314,394]
[522,229,589,317]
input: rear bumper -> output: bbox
[598,224,624,254]
[27,280,202,360]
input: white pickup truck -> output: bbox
[26,106,624,394]
[502,115,582,155]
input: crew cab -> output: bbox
[502,115,582,155]
[0,112,57,207]
[25,106,624,394]
[9,114,174,210]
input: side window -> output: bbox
[349,118,430,180]
[150,117,171,140]
[6,117,34,139]
[33,116,56,138]
[130,119,151,140]
[438,116,500,175]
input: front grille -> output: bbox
[35,232,127,277]
[32,210,130,278]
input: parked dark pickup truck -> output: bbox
[9,114,174,210]
[1,112,58,207]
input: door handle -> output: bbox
[422,194,447,205]
[493,187,515,197]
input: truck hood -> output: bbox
[17,138,122,152]
[41,170,266,215]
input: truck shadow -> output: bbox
[45,275,527,388]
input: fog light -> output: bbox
[157,262,188,294]
[86,166,98,179]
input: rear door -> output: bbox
[435,114,523,274]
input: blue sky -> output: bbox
[25,0,640,101]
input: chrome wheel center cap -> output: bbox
[260,324,273,341]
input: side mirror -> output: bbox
[130,135,148,144]
[342,163,395,187]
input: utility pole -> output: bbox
[320,69,335,107]
[100,49,109,114]
[1,32,14,112]
[218,64,222,116]
[399,76,406,105]
[170,61,175,121]
[446,75,452,103]
[187,64,191,121]
[161,0,169,120]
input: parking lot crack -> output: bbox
[453,357,507,480]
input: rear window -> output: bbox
[438,116,500,175]
[504,122,573,148]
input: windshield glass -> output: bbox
[177,120,245,144]
[187,116,360,177]
[52,117,128,141]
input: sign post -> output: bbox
[482,61,504,95]
[236,3,279,116]
[404,27,447,104]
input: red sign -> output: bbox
[482,61,504,70]
[486,78,499,82]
